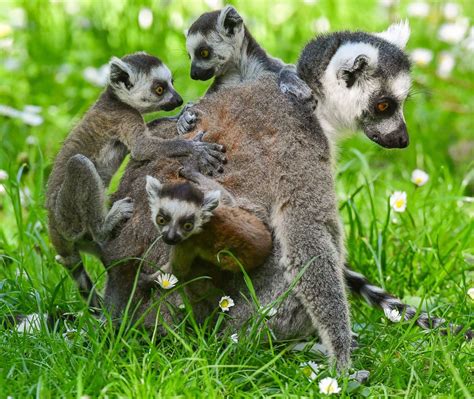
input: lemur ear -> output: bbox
[333,43,379,88]
[375,20,410,49]
[202,190,221,212]
[109,57,134,89]
[145,175,162,206]
[217,6,243,36]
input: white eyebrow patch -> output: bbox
[390,73,411,99]
[151,64,172,81]
[186,32,206,55]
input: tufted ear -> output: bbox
[145,175,162,208]
[332,42,379,88]
[109,56,134,89]
[217,6,243,36]
[202,190,221,213]
[375,20,410,49]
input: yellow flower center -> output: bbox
[327,383,336,393]
[395,199,405,208]
[162,280,170,288]
[221,299,229,308]
[415,177,423,184]
[302,366,312,377]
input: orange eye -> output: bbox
[156,216,166,225]
[376,101,390,112]
[200,48,209,58]
[155,85,164,96]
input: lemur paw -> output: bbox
[177,103,198,135]
[279,69,317,112]
[178,165,201,183]
[185,131,227,176]
[110,197,134,220]
[349,370,370,384]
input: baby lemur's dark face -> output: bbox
[108,52,183,114]
[145,176,220,245]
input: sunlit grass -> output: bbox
[0,0,473,397]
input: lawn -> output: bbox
[0,0,473,397]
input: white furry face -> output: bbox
[316,41,411,148]
[145,176,220,245]
[109,58,183,114]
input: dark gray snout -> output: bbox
[162,230,182,245]
[190,64,215,81]
[367,123,409,149]
[162,90,183,111]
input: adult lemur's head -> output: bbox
[298,22,412,149]
[186,6,245,81]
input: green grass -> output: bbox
[0,0,473,397]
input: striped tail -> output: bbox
[344,265,472,340]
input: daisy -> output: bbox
[384,307,402,322]
[319,377,341,395]
[0,170,8,181]
[410,48,433,67]
[300,361,319,381]
[438,19,469,44]
[83,64,109,87]
[407,2,430,18]
[230,333,238,343]
[467,288,474,300]
[437,52,455,78]
[155,273,178,289]
[390,191,407,213]
[219,295,235,312]
[138,7,153,30]
[443,3,460,20]
[411,169,429,186]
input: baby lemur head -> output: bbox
[108,52,183,113]
[186,6,245,81]
[145,176,220,245]
[297,21,412,149]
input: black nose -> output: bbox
[190,65,215,81]
[371,124,409,149]
[162,235,180,245]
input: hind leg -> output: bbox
[53,154,132,307]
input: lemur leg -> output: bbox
[272,203,352,371]
[53,154,132,307]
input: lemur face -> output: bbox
[108,52,183,114]
[145,176,220,245]
[186,6,244,81]
[298,22,412,148]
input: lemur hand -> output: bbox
[279,67,317,112]
[185,131,227,176]
[177,103,198,135]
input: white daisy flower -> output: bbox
[438,19,469,44]
[443,3,460,20]
[0,23,12,38]
[312,17,330,33]
[219,295,235,312]
[390,191,407,213]
[467,288,474,300]
[437,52,456,78]
[300,361,319,381]
[0,170,8,182]
[26,135,39,146]
[384,307,402,322]
[155,273,178,289]
[83,64,109,87]
[411,169,429,186]
[138,7,153,30]
[230,333,238,343]
[319,377,341,395]
[411,48,433,67]
[407,2,430,18]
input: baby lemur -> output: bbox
[46,52,225,307]
[143,172,272,283]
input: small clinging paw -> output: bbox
[279,68,317,111]
[177,103,198,135]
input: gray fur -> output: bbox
[46,52,225,307]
